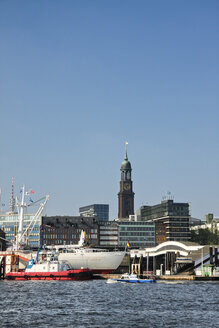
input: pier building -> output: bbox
[129,241,219,276]
[79,204,109,222]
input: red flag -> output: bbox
[30,189,34,194]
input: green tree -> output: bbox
[191,228,219,245]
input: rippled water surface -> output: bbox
[0,280,219,327]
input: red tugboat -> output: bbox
[6,252,93,281]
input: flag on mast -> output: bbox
[127,241,131,248]
[25,189,35,195]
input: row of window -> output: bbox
[163,218,189,222]
[2,225,40,231]
[120,237,155,242]
[167,223,189,227]
[47,240,67,244]
[100,236,118,241]
[0,215,38,222]
[167,228,189,232]
[168,233,190,237]
[119,221,154,226]
[119,242,154,246]
[29,241,39,246]
[45,234,98,239]
[142,212,189,220]
[100,241,118,246]
[99,231,118,235]
[119,232,155,237]
[120,227,154,231]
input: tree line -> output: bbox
[190,227,219,245]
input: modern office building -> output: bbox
[0,213,42,248]
[118,144,135,218]
[140,199,191,244]
[118,220,156,248]
[42,216,99,246]
[99,221,118,247]
[79,204,109,222]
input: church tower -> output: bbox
[118,142,135,218]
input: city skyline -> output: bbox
[1,1,219,220]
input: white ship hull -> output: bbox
[58,249,125,274]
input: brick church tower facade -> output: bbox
[118,143,135,218]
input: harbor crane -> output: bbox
[13,185,49,251]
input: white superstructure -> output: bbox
[25,253,71,273]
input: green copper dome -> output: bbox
[121,158,131,170]
[121,144,132,170]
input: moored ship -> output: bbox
[6,252,93,281]
[48,231,126,274]
[58,248,125,274]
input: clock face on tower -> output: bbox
[124,183,131,191]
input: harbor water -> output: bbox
[0,280,219,328]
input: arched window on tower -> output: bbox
[121,171,125,181]
[126,171,131,180]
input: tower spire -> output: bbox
[125,141,128,160]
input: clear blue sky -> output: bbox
[0,0,219,220]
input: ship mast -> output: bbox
[14,185,49,251]
[10,177,15,213]
[16,185,26,249]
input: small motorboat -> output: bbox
[116,273,156,283]
[6,252,93,281]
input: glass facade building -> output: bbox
[0,213,41,248]
[79,204,109,222]
[118,221,156,248]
